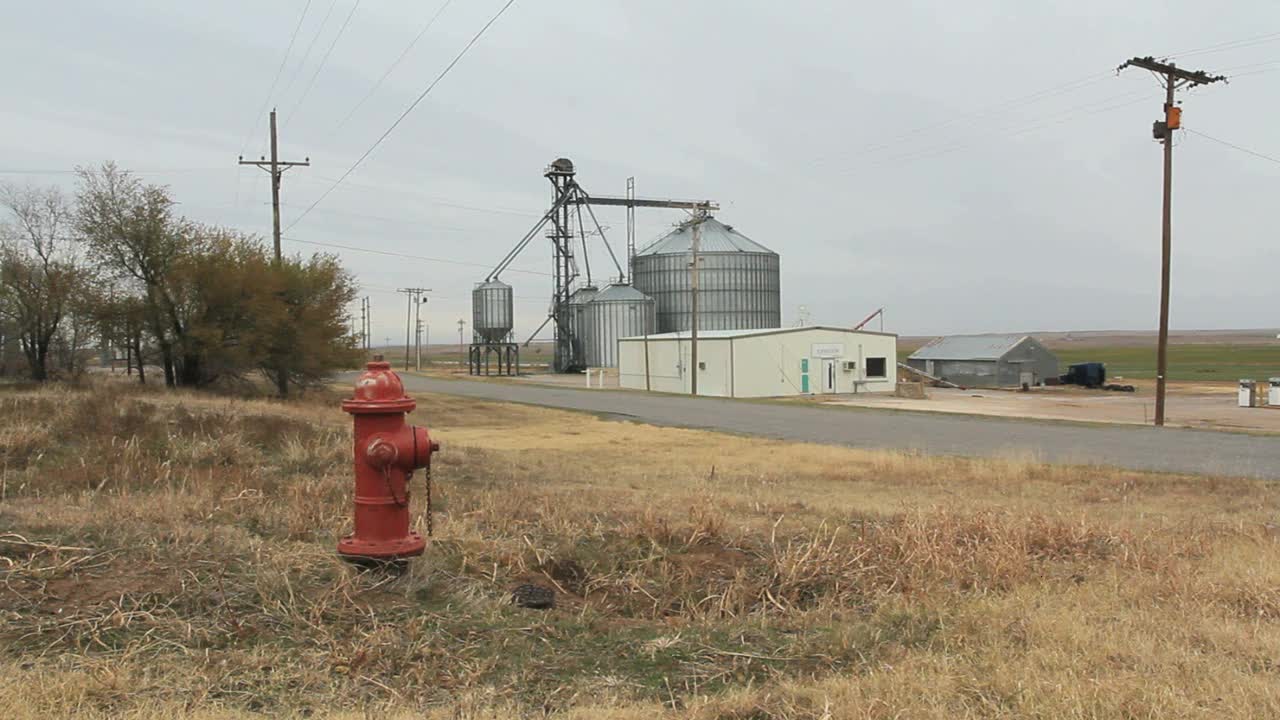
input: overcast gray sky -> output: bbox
[2,0,1277,342]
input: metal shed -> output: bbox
[618,326,897,398]
[906,334,1058,388]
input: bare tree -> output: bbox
[91,286,149,384]
[75,163,193,387]
[0,184,86,381]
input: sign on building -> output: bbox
[811,343,845,358]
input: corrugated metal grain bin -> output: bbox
[632,217,780,333]
[471,280,513,343]
[583,284,654,368]
[566,285,598,367]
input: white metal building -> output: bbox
[617,326,897,398]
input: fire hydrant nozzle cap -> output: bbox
[343,361,416,414]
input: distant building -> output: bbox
[906,334,1058,388]
[618,326,897,398]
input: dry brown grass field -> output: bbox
[2,378,1279,718]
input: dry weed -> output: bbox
[0,377,1277,717]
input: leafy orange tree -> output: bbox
[263,252,361,395]
[169,227,359,393]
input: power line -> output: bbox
[831,90,1150,176]
[283,0,363,128]
[1164,30,1280,60]
[1215,58,1280,72]
[1230,67,1280,79]
[281,235,549,276]
[276,0,339,107]
[812,70,1115,169]
[235,0,314,208]
[285,0,518,234]
[356,283,544,302]
[292,172,541,217]
[240,0,320,208]
[0,165,541,224]
[331,0,456,135]
[279,201,479,232]
[0,167,233,175]
[239,0,314,156]
[1184,128,1280,165]
[818,31,1277,171]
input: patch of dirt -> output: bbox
[0,556,181,614]
[667,542,753,581]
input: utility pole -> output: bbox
[457,319,466,356]
[397,287,430,371]
[363,297,371,351]
[1118,56,1225,426]
[359,297,368,353]
[415,298,431,371]
[238,109,310,264]
[415,318,423,370]
[689,205,707,396]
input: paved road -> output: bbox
[354,374,1280,480]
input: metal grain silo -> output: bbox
[632,217,780,333]
[472,280,514,343]
[566,285,598,367]
[583,284,655,368]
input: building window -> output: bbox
[866,357,887,378]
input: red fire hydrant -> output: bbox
[338,359,438,563]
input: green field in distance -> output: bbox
[1054,344,1279,382]
[898,344,1279,382]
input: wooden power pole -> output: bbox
[397,287,430,371]
[239,108,310,263]
[1118,57,1225,426]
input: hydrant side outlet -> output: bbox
[338,361,437,562]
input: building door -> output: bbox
[821,359,837,393]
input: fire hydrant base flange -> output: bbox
[337,532,426,560]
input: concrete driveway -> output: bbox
[349,373,1280,480]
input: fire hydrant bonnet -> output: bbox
[342,360,416,414]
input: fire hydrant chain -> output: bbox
[425,463,434,538]
[381,464,407,507]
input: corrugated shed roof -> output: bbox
[636,217,776,256]
[908,334,1031,361]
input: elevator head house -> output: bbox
[617,326,897,398]
[906,334,1059,388]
